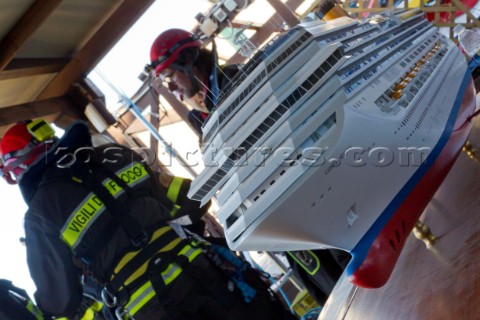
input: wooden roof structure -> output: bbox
[0,0,155,137]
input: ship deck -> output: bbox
[318,95,480,320]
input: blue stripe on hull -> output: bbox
[347,70,472,276]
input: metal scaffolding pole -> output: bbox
[93,68,198,178]
[125,99,198,177]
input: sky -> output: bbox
[0,0,214,300]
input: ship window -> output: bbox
[222,159,235,171]
[226,211,240,228]
[250,128,262,141]
[307,72,320,84]
[203,120,218,143]
[314,68,325,79]
[264,115,276,128]
[327,55,337,66]
[296,87,306,99]
[302,79,314,91]
[246,82,255,94]
[334,49,343,60]
[211,171,224,183]
[321,61,331,72]
[284,95,296,108]
[196,190,206,199]
[270,107,283,121]
[311,131,321,142]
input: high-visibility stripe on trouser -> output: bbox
[80,307,95,320]
[26,300,44,320]
[89,301,104,312]
[56,301,104,320]
[81,301,104,320]
[124,245,202,317]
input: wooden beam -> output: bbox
[0,0,63,71]
[0,96,82,137]
[37,0,155,100]
[0,97,77,126]
[230,20,262,31]
[266,0,300,27]
[0,114,61,138]
[0,58,68,80]
[227,0,303,64]
[78,78,106,104]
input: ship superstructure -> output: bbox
[188,10,476,287]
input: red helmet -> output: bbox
[0,120,55,184]
[0,122,32,157]
[150,28,203,75]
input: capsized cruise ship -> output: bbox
[188,9,477,288]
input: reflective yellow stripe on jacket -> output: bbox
[166,176,183,217]
[61,162,149,249]
[123,244,202,317]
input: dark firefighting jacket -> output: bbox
[18,122,207,318]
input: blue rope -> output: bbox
[211,245,257,302]
[244,253,295,314]
[301,307,322,320]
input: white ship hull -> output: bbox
[189,10,477,287]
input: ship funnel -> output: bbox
[316,0,350,21]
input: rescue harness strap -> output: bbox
[108,227,179,294]
[147,248,205,318]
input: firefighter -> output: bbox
[0,119,295,319]
[149,28,239,135]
